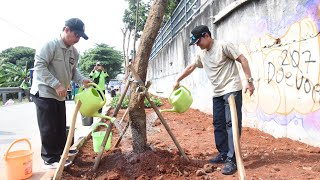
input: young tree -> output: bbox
[122,0,150,76]
[129,0,168,153]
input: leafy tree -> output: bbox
[0,62,29,87]
[79,44,123,80]
[0,46,35,70]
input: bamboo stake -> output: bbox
[93,80,132,171]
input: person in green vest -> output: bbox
[20,76,32,102]
[89,61,109,113]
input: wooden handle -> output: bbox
[53,101,81,180]
[228,95,246,180]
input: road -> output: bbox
[0,100,86,179]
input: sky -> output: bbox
[0,0,128,54]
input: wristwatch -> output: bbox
[247,77,254,83]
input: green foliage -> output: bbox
[0,46,35,70]
[0,62,30,87]
[110,94,130,109]
[122,0,150,39]
[79,44,123,79]
[110,94,162,109]
[144,96,163,107]
[163,0,179,25]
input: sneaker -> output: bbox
[43,159,72,169]
[222,157,237,175]
[209,153,227,164]
[68,149,79,156]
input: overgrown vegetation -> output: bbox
[0,46,35,87]
[110,94,162,109]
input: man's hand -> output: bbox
[245,83,255,96]
[173,81,180,90]
[55,84,67,97]
[83,79,91,88]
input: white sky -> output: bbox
[0,0,128,54]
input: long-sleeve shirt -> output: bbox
[30,36,87,101]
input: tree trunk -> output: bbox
[133,0,140,58]
[125,29,132,77]
[129,0,168,153]
[122,28,128,77]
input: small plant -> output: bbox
[145,96,163,108]
[110,94,129,109]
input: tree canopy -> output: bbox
[0,46,35,70]
[79,43,123,80]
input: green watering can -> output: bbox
[75,83,114,121]
[161,86,193,113]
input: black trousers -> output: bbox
[33,94,67,163]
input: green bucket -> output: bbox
[91,123,112,153]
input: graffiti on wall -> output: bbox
[238,16,320,138]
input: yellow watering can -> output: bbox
[161,86,193,113]
[75,83,114,121]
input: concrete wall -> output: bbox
[147,0,320,147]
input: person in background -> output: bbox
[30,18,91,169]
[89,61,109,113]
[20,76,32,102]
[173,25,255,175]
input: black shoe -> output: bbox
[222,157,237,175]
[209,153,227,164]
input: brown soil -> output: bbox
[62,98,320,180]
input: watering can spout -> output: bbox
[94,113,115,122]
[160,108,177,113]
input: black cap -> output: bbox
[189,25,210,45]
[65,18,88,40]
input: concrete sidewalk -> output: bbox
[0,94,112,180]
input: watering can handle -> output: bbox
[78,82,100,93]
[4,138,32,160]
[180,85,191,95]
[91,122,109,134]
[90,83,106,104]
[169,85,191,97]
[78,83,107,105]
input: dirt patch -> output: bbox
[63,98,320,179]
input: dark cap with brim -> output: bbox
[65,18,88,40]
[189,25,210,45]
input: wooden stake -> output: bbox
[128,64,189,161]
[145,92,189,161]
[93,80,132,171]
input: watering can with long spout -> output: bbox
[161,86,193,113]
[75,83,114,121]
